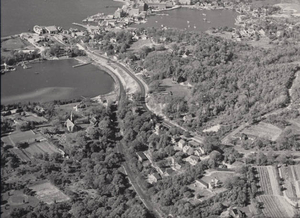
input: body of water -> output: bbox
[1,0,123,37]
[1,59,115,104]
[133,8,238,31]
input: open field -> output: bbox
[241,122,282,141]
[257,195,294,218]
[30,182,70,204]
[25,141,61,157]
[130,38,154,51]
[160,78,192,99]
[2,130,45,146]
[201,171,235,184]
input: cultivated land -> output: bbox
[30,182,70,204]
[257,195,294,218]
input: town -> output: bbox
[1,0,300,217]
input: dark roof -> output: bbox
[196,179,208,186]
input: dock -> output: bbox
[72,62,91,68]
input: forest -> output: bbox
[126,28,300,132]
[1,102,153,218]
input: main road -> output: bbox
[81,45,165,218]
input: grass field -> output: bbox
[201,171,235,184]
[257,195,294,218]
[242,122,282,141]
[160,78,192,99]
[266,166,282,196]
[30,182,70,204]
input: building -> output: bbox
[45,26,58,34]
[165,168,175,176]
[185,155,199,165]
[182,145,191,153]
[194,147,205,156]
[178,139,187,149]
[195,179,208,189]
[148,173,161,184]
[209,178,222,189]
[33,25,44,35]
[189,140,200,148]
[136,151,148,162]
[65,119,75,132]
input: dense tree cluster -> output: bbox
[126,28,300,132]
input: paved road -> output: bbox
[83,47,164,218]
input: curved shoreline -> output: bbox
[1,58,117,105]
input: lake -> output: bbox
[1,0,124,37]
[1,59,115,104]
[133,8,238,31]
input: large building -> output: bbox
[45,26,58,34]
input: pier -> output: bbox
[72,62,91,68]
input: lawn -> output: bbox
[160,78,192,99]
[130,38,155,51]
[30,181,70,204]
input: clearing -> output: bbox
[160,78,192,99]
[241,122,282,141]
[30,181,70,204]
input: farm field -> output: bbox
[159,78,192,99]
[241,122,282,141]
[292,165,300,181]
[256,166,273,195]
[266,166,281,196]
[9,148,31,162]
[30,182,70,204]
[281,165,300,200]
[257,195,294,218]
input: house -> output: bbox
[148,173,161,184]
[194,147,205,156]
[195,179,208,189]
[182,145,191,153]
[136,151,148,162]
[185,155,199,165]
[171,135,181,144]
[209,178,222,189]
[178,139,187,149]
[166,1,173,7]
[168,157,181,170]
[89,116,99,126]
[65,119,75,132]
[45,26,58,34]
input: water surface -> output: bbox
[1,0,123,36]
[133,8,238,31]
[1,59,115,104]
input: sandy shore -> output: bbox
[1,87,75,104]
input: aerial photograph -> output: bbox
[1,0,300,217]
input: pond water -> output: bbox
[132,8,238,31]
[1,59,115,104]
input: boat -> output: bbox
[203,18,207,21]
[202,13,206,16]
[194,26,196,29]
[207,21,211,23]
[188,25,190,28]
[187,20,190,24]
[35,72,39,74]
[155,20,158,23]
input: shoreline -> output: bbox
[1,57,117,105]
